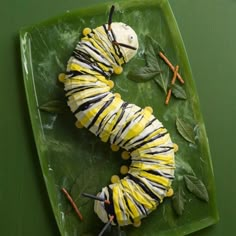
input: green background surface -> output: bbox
[0,0,235,235]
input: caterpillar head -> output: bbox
[104,5,139,63]
[94,188,116,225]
[107,22,139,62]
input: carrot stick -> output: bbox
[61,187,83,221]
[159,52,184,84]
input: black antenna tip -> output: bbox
[110,5,115,12]
[108,5,115,30]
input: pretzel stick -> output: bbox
[165,65,179,105]
[61,187,83,221]
[159,52,184,84]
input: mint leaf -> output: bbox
[172,185,186,216]
[144,35,164,70]
[176,117,195,144]
[184,175,209,202]
[128,35,169,94]
[145,36,169,94]
[154,72,169,94]
[39,100,67,114]
[127,66,160,82]
[172,84,187,99]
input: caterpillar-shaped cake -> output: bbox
[59,5,175,228]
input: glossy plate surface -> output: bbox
[20,0,218,235]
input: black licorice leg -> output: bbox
[98,215,114,236]
[114,41,137,51]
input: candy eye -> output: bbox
[128,35,134,42]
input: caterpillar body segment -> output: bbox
[60,7,175,228]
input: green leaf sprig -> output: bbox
[172,174,209,216]
[127,35,169,94]
[128,35,187,102]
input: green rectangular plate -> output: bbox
[20,0,219,235]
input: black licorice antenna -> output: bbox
[98,215,115,236]
[82,193,110,204]
[107,5,137,51]
[108,5,115,31]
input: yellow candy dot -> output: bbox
[111,144,120,152]
[75,120,83,129]
[144,106,153,114]
[121,151,130,160]
[114,93,121,99]
[58,73,66,83]
[113,66,123,75]
[107,80,114,88]
[83,27,91,36]
[173,143,179,153]
[111,175,120,184]
[120,165,129,175]
[133,220,141,228]
[166,188,174,197]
